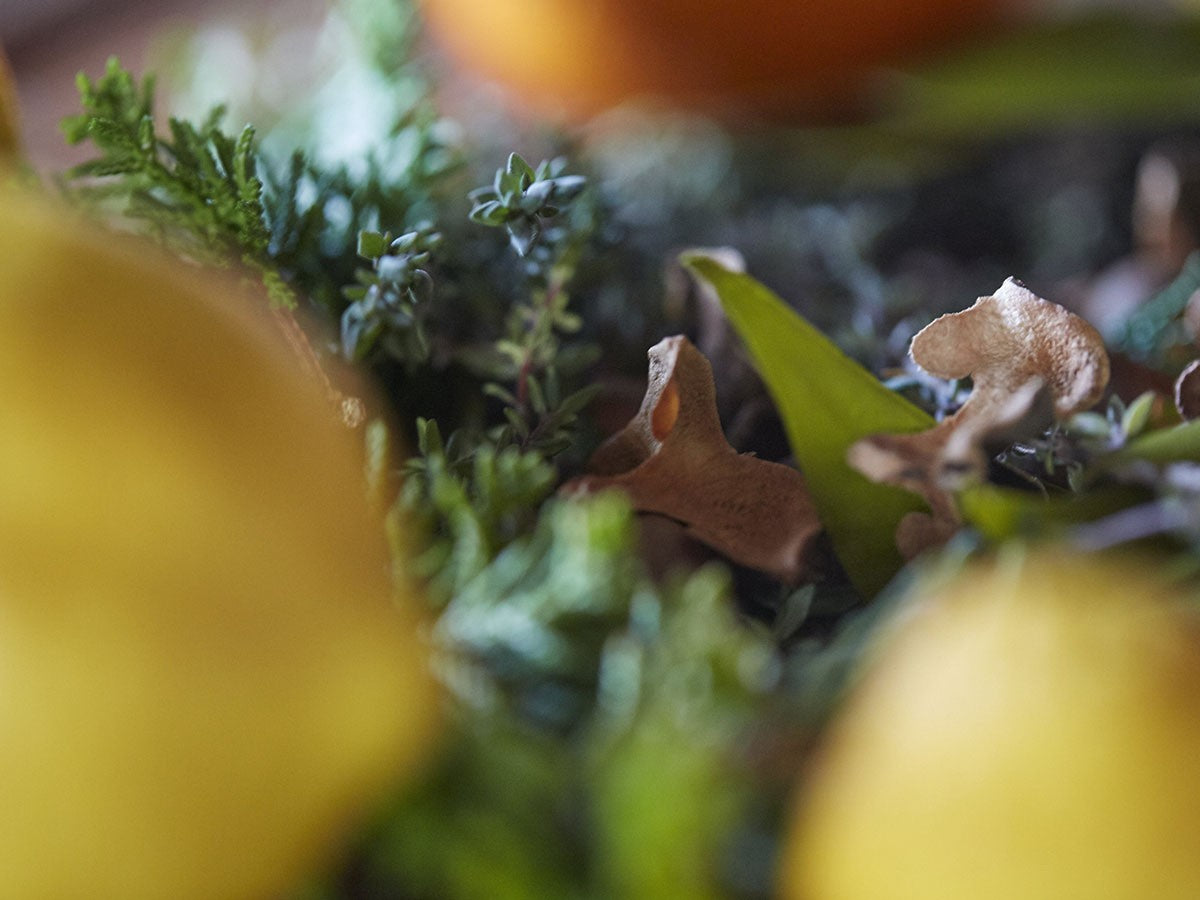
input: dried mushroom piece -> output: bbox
[1176,359,1200,420]
[564,335,821,584]
[850,278,1110,558]
[845,435,960,561]
[912,278,1109,423]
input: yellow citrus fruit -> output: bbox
[0,44,19,156]
[416,0,1004,121]
[783,546,1200,900]
[0,183,440,899]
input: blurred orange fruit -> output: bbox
[783,546,1200,900]
[0,182,440,899]
[416,0,1005,120]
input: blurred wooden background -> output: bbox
[4,0,321,169]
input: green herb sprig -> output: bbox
[341,225,442,363]
[468,152,599,455]
[61,58,293,305]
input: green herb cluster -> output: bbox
[342,225,442,363]
[61,59,292,304]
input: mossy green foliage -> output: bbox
[62,58,292,304]
[309,495,778,900]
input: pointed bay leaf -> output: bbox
[682,252,934,598]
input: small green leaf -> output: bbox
[391,231,419,253]
[959,483,1150,542]
[506,151,535,184]
[1110,419,1200,467]
[1120,391,1156,440]
[521,180,554,210]
[482,382,520,407]
[555,310,583,333]
[376,254,412,283]
[495,340,526,365]
[67,157,141,178]
[1067,411,1113,439]
[341,302,382,361]
[547,174,586,201]
[773,585,816,641]
[466,185,495,204]
[682,252,934,598]
[527,375,548,416]
[357,230,389,259]
[506,218,540,257]
[504,407,531,439]
[558,384,601,417]
[469,199,509,227]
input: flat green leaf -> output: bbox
[959,484,1151,543]
[761,15,1200,192]
[682,252,934,598]
[894,14,1200,137]
[1108,419,1200,467]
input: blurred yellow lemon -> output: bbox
[0,183,440,899]
[783,546,1200,900]
[416,0,1004,121]
[0,44,19,156]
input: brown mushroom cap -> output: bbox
[912,277,1110,420]
[586,334,725,477]
[848,278,1110,559]
[566,335,822,584]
